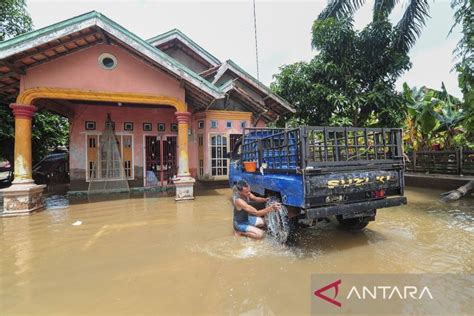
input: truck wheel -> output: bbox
[336,215,371,231]
[265,198,291,243]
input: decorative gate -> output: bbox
[145,136,177,186]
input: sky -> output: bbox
[26,0,463,98]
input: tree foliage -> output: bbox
[0,108,69,164]
[0,0,69,165]
[0,0,32,41]
[450,0,473,139]
[31,111,69,163]
[0,106,15,163]
[272,0,430,128]
[403,83,467,151]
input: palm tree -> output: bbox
[317,0,430,55]
[450,0,473,99]
[450,0,473,141]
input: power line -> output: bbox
[252,0,260,80]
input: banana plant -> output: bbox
[430,83,465,149]
[403,83,465,150]
[403,83,438,150]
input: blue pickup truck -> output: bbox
[229,127,407,235]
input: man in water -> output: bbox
[233,179,280,239]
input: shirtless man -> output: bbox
[232,179,280,239]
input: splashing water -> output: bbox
[265,198,290,243]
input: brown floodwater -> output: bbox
[1,187,472,315]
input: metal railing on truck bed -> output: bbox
[241,128,301,170]
[241,127,404,172]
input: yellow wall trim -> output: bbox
[194,110,252,121]
[17,87,187,112]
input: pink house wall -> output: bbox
[22,44,185,102]
[19,42,192,190]
[191,116,252,180]
[69,105,177,190]
[19,41,272,185]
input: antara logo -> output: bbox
[347,286,434,300]
[314,279,435,307]
[314,279,342,307]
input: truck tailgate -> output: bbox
[304,169,403,208]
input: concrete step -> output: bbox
[405,172,474,191]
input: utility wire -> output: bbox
[252,0,260,80]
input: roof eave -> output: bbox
[226,62,295,114]
[0,13,99,59]
[0,11,224,100]
[147,29,221,67]
[213,61,295,114]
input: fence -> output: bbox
[406,148,474,175]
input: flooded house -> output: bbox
[0,11,294,216]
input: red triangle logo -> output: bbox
[314,279,342,307]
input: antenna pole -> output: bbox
[252,0,260,80]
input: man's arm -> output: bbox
[235,198,277,217]
[249,193,269,203]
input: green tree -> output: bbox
[450,0,473,99]
[0,107,69,165]
[271,61,334,126]
[450,0,473,139]
[31,111,69,163]
[0,0,69,166]
[272,0,430,127]
[0,0,32,41]
[0,0,32,163]
[403,83,466,150]
[431,83,466,149]
[0,106,15,163]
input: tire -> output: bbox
[265,197,291,243]
[336,215,371,231]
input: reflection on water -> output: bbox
[0,187,472,315]
[43,194,69,209]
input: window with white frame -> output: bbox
[210,120,218,129]
[226,121,232,128]
[210,134,228,176]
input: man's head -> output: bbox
[236,179,251,198]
